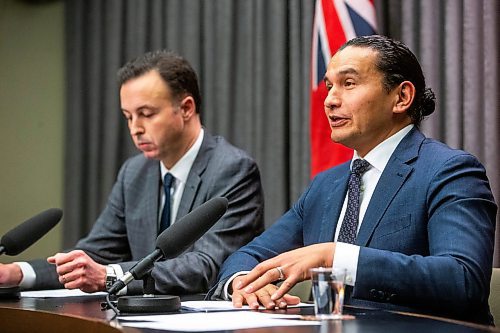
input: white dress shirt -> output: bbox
[333,124,414,285]
[159,128,204,226]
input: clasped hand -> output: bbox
[231,242,335,309]
[47,250,106,293]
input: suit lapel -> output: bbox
[144,161,162,248]
[356,128,423,246]
[319,164,350,242]
[175,130,214,220]
[177,174,202,220]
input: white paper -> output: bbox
[181,300,314,312]
[20,288,107,298]
[120,311,319,331]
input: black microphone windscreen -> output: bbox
[157,197,228,259]
[0,208,63,256]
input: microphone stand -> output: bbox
[116,274,180,313]
[0,286,20,299]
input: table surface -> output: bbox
[0,294,499,333]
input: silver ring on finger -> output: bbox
[276,266,285,281]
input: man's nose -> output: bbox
[324,89,341,110]
[129,118,144,135]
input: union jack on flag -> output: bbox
[310,0,377,177]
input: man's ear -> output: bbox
[393,81,415,114]
[179,96,196,119]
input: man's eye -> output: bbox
[325,83,333,90]
[345,80,355,87]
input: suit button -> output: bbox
[377,291,385,301]
[369,289,378,299]
[387,293,397,302]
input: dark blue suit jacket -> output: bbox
[214,128,497,325]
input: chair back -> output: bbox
[288,280,312,302]
[490,268,500,324]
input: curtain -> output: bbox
[64,0,314,246]
[377,0,499,265]
[64,0,499,265]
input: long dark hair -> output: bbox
[340,35,435,126]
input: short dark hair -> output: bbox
[340,35,435,126]
[117,50,202,114]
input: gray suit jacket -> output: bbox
[30,131,264,294]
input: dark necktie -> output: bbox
[159,173,174,234]
[337,159,371,244]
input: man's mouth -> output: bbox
[329,116,349,127]
[137,142,153,150]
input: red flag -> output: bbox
[310,0,377,177]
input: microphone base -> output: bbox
[0,286,20,299]
[117,295,180,313]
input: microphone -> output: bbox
[0,208,63,256]
[108,196,228,296]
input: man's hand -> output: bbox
[47,250,106,293]
[0,263,23,287]
[231,275,300,309]
[234,243,335,302]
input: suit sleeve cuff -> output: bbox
[333,242,360,286]
[14,262,36,289]
[110,264,127,295]
[223,271,251,300]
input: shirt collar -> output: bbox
[352,124,414,173]
[160,128,204,184]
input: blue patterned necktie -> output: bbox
[159,173,174,234]
[337,159,371,244]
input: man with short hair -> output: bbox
[0,51,264,296]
